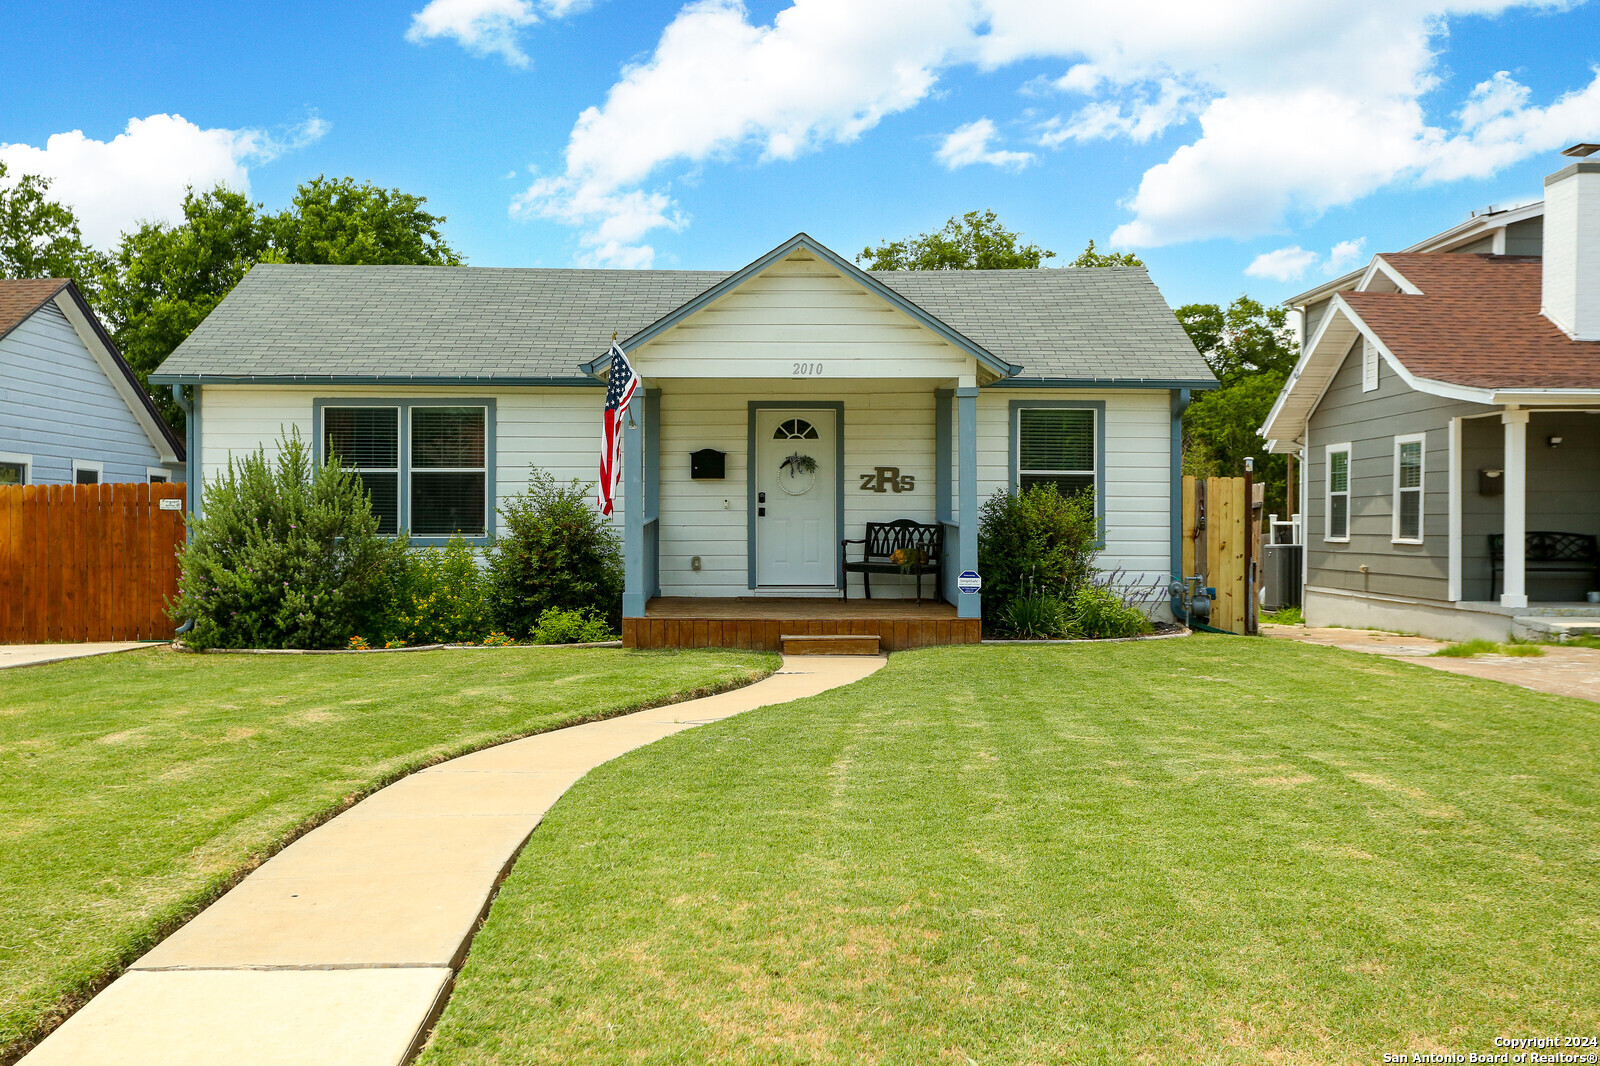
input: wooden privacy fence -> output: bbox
[0,483,186,644]
[1180,475,1256,635]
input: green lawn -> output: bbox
[0,646,774,1059]
[418,637,1600,1065]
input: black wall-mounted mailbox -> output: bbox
[691,449,727,480]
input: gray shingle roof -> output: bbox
[151,261,1213,386]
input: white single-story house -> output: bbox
[1,278,185,486]
[150,233,1213,649]
[1261,147,1600,642]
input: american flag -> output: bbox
[598,342,639,516]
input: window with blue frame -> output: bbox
[1017,407,1096,498]
[320,402,489,538]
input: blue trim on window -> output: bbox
[746,401,846,590]
[1008,399,1107,548]
[312,397,497,546]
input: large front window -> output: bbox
[320,401,490,539]
[1017,407,1096,498]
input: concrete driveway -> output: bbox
[1263,624,1600,704]
[0,642,155,670]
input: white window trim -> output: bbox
[147,466,171,484]
[72,459,104,484]
[1325,442,1352,543]
[1392,432,1425,544]
[1361,338,1379,392]
[0,451,32,486]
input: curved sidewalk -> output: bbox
[24,653,886,1066]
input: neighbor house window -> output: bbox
[0,453,28,486]
[1393,434,1424,543]
[1326,443,1351,542]
[1017,407,1096,498]
[72,460,102,485]
[1362,339,1379,392]
[319,401,491,539]
[148,467,170,484]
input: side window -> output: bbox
[0,453,29,485]
[1393,435,1424,542]
[72,460,102,485]
[1017,408,1096,498]
[323,406,401,533]
[1326,444,1351,541]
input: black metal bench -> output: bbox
[841,519,943,602]
[1489,531,1599,599]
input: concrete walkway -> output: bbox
[0,642,153,669]
[1264,624,1600,704]
[23,653,886,1066]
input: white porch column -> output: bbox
[1501,408,1530,609]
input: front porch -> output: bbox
[622,597,981,652]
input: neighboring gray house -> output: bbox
[0,278,184,487]
[1261,147,1600,641]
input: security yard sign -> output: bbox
[958,570,981,595]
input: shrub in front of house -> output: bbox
[1003,595,1068,638]
[381,535,492,646]
[977,483,1099,630]
[1065,582,1153,639]
[172,431,404,650]
[529,607,615,644]
[486,467,624,639]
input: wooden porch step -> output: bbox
[780,633,881,656]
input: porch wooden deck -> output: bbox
[623,597,980,652]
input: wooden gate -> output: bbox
[0,483,186,643]
[1180,475,1256,635]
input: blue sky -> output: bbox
[4,0,1600,309]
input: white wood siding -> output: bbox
[0,303,173,484]
[656,380,938,597]
[977,389,1173,584]
[632,252,976,379]
[199,384,615,515]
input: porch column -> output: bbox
[621,389,661,617]
[957,386,980,620]
[1501,408,1529,609]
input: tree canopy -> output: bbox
[0,163,106,295]
[858,210,1055,270]
[1069,239,1144,268]
[1177,296,1298,514]
[92,176,463,432]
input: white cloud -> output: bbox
[1245,246,1319,282]
[935,118,1034,170]
[1244,236,1369,282]
[519,0,1600,263]
[0,113,328,248]
[406,0,594,67]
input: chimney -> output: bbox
[1542,143,1600,341]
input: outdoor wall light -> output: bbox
[1547,435,1564,448]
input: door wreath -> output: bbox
[777,452,818,495]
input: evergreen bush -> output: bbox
[529,607,615,645]
[171,430,404,649]
[487,467,624,638]
[977,484,1099,627]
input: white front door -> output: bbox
[754,408,837,587]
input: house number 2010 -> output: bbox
[791,362,823,376]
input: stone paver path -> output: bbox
[0,642,153,669]
[23,653,886,1066]
[1264,624,1600,704]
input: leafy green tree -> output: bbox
[268,176,461,266]
[95,187,268,431]
[0,162,107,293]
[858,209,1055,270]
[98,176,463,432]
[1176,296,1297,514]
[1070,239,1144,268]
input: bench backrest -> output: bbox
[863,519,943,561]
[1487,531,1600,563]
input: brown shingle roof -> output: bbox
[0,278,69,342]
[1343,253,1600,389]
